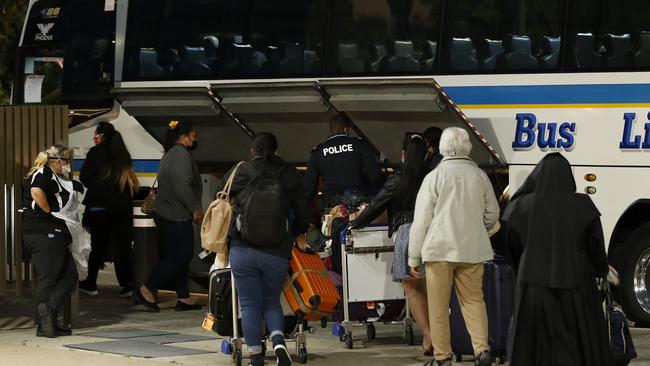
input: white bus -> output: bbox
[15,0,650,325]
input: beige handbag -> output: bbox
[201,162,244,268]
[141,178,157,215]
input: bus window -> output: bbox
[123,0,226,81]
[566,0,650,71]
[22,56,63,104]
[62,0,115,108]
[221,0,328,78]
[442,0,565,74]
[326,0,443,77]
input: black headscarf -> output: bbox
[502,153,599,288]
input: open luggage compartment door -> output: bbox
[211,81,336,165]
[319,78,504,167]
[112,86,253,167]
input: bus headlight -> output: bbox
[585,186,597,194]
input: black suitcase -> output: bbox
[450,257,514,363]
[209,268,237,337]
[209,268,297,337]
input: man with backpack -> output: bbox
[219,132,310,366]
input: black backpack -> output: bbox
[238,163,290,248]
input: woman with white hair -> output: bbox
[408,127,499,366]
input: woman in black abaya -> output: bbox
[502,153,613,366]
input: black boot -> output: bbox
[36,303,56,338]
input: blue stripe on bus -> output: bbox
[444,84,650,105]
[73,159,160,173]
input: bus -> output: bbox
[14,0,650,325]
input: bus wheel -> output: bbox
[619,230,650,326]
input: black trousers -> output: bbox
[83,208,133,288]
[145,215,194,299]
[23,230,78,324]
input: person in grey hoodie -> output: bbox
[135,120,202,312]
[408,127,499,366]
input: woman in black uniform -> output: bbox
[22,145,80,338]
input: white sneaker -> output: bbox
[273,344,292,366]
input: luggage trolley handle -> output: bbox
[339,225,353,251]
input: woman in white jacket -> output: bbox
[408,127,499,366]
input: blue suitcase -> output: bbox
[450,257,514,364]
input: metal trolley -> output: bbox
[332,226,414,349]
[219,270,309,365]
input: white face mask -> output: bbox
[62,163,72,178]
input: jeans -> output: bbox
[230,244,289,354]
[145,215,194,298]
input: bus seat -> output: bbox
[370,43,387,72]
[448,37,479,72]
[497,35,538,70]
[304,50,320,74]
[479,38,504,71]
[173,46,212,79]
[279,43,305,75]
[633,31,650,68]
[261,46,281,76]
[602,33,633,69]
[420,40,437,72]
[202,36,219,75]
[567,33,600,69]
[538,36,561,69]
[383,40,420,73]
[338,43,364,74]
[138,48,165,79]
[234,44,264,76]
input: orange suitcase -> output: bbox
[284,247,340,321]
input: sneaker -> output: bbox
[119,287,133,298]
[273,344,292,366]
[78,281,98,296]
[475,351,491,366]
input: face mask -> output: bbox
[187,140,198,151]
[62,164,72,178]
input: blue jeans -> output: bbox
[230,244,289,354]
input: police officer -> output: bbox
[423,126,443,171]
[304,114,382,206]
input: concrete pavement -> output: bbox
[1,286,649,366]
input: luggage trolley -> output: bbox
[212,269,309,365]
[332,226,415,349]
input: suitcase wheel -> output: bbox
[404,325,414,345]
[297,345,308,364]
[234,349,242,366]
[320,318,328,329]
[344,332,353,349]
[221,340,233,355]
[452,353,463,362]
[366,323,376,340]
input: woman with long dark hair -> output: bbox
[221,132,310,366]
[80,122,139,297]
[350,134,432,355]
[135,120,202,312]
